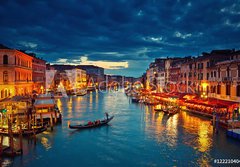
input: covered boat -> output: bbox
[69,116,114,129]
[76,89,87,96]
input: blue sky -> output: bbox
[0,0,240,77]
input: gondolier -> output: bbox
[105,112,109,120]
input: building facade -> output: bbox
[65,68,87,90]
[31,54,46,94]
[144,49,240,103]
[77,65,105,86]
[0,47,33,99]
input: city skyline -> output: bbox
[0,0,240,77]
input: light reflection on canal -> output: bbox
[1,90,240,167]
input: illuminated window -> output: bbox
[237,85,240,97]
[3,71,8,82]
[226,84,230,96]
[217,85,221,94]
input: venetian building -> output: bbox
[212,52,240,102]
[65,68,87,90]
[31,54,46,94]
[0,45,33,99]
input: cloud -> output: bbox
[53,56,128,70]
[18,41,38,49]
[56,58,68,63]
[224,19,240,28]
[143,36,163,43]
[174,31,192,39]
[0,0,239,77]
[80,60,128,69]
[220,3,240,15]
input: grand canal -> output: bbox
[1,90,240,166]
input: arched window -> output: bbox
[237,85,240,97]
[3,55,8,64]
[226,84,231,96]
[1,90,4,98]
[227,67,230,77]
[4,89,8,97]
[213,86,216,93]
[217,85,221,94]
[3,71,8,82]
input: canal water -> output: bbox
[1,90,240,167]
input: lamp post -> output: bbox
[40,86,44,94]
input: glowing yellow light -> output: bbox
[202,82,208,89]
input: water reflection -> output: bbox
[143,106,215,166]
[166,114,178,147]
[1,91,240,167]
[148,110,212,149]
[41,137,52,151]
[181,112,213,153]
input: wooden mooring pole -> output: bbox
[0,135,3,155]
[40,113,43,126]
[8,118,14,156]
[50,114,53,131]
[19,125,23,154]
[54,111,57,124]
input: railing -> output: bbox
[222,77,232,82]
[208,78,221,82]
[0,64,32,70]
[233,77,240,81]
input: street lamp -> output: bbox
[40,85,44,94]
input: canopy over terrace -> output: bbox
[151,92,196,103]
[184,98,238,112]
[34,99,55,108]
[208,98,238,111]
[37,93,54,99]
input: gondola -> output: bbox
[162,109,169,114]
[69,116,114,129]
[168,108,180,116]
[76,90,87,96]
[132,97,139,103]
[154,108,163,112]
[0,126,47,137]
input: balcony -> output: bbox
[222,77,232,82]
[233,77,240,82]
[208,78,221,82]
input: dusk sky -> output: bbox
[0,0,240,77]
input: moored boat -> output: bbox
[76,89,87,96]
[227,129,240,141]
[168,109,178,116]
[131,97,139,103]
[162,108,169,114]
[154,108,163,112]
[87,86,96,91]
[168,107,180,116]
[69,116,114,129]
